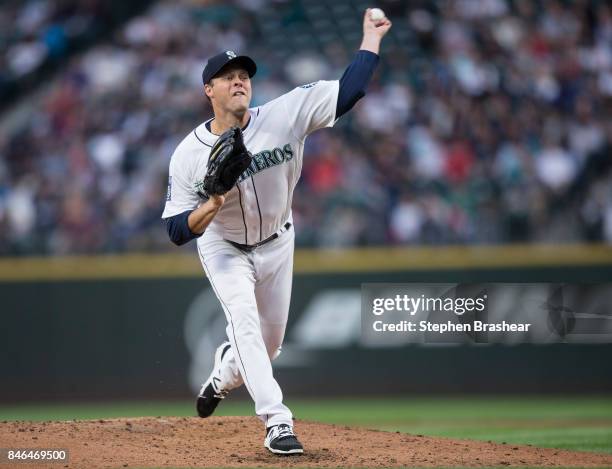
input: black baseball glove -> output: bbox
[202,126,252,197]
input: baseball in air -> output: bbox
[370,8,386,21]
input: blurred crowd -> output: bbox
[2,0,91,72]
[0,0,157,108]
[0,0,611,255]
[0,0,122,101]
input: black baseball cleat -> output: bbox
[196,342,231,418]
[264,424,304,455]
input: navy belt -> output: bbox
[227,222,291,252]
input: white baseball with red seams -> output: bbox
[162,80,339,427]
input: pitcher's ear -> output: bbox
[204,82,213,98]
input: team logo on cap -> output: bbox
[226,50,237,59]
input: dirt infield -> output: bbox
[2,416,612,468]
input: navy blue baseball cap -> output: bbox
[202,50,257,85]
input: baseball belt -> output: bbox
[226,222,292,252]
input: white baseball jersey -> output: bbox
[162,80,339,245]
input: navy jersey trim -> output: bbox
[250,176,263,242]
[236,184,248,244]
[205,115,252,134]
[193,128,212,147]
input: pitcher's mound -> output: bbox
[2,416,612,468]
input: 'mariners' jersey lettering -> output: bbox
[239,143,294,182]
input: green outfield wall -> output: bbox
[1,244,612,402]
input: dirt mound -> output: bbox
[2,416,612,468]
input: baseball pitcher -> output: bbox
[162,9,391,455]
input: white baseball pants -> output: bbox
[197,226,294,428]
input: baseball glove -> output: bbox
[202,126,252,197]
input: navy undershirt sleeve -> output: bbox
[336,50,380,118]
[165,209,201,246]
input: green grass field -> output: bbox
[1,396,611,456]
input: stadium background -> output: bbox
[1,0,611,461]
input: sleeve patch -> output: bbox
[166,176,172,201]
[300,81,318,89]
